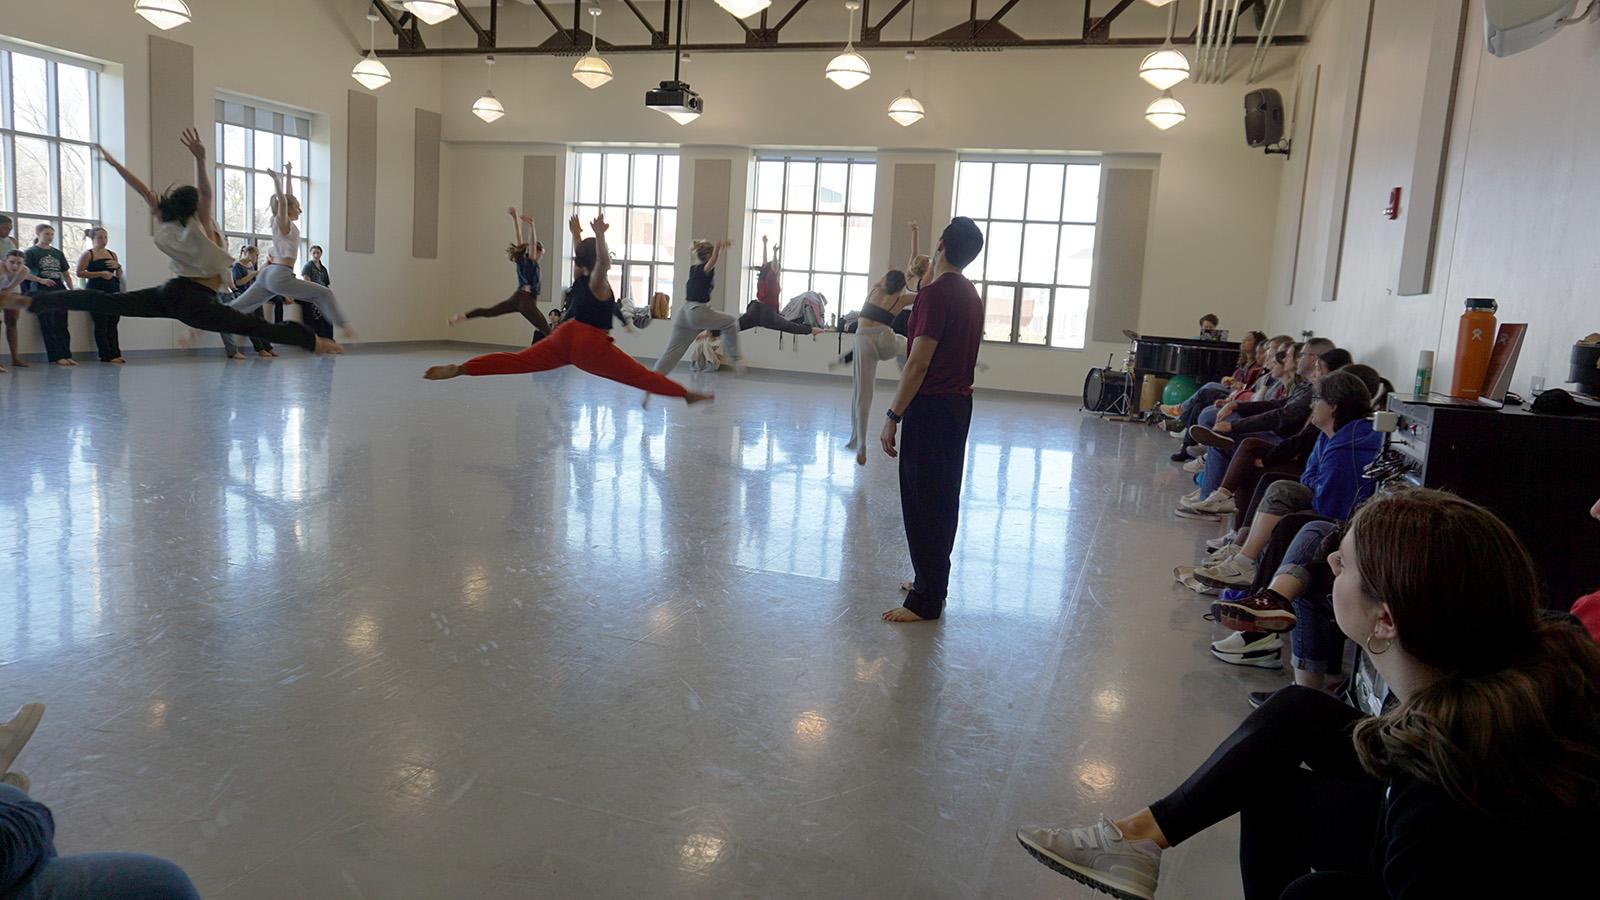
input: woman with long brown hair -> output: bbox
[1018,489,1600,899]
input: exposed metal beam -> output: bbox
[975,0,1026,41]
[773,0,814,33]
[866,0,913,42]
[529,0,564,35]
[375,33,1305,59]
[455,0,493,49]
[372,0,425,51]
[621,0,665,43]
[1084,0,1139,40]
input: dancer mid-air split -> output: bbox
[424,215,712,405]
[448,207,550,342]
[229,160,357,340]
[5,131,340,356]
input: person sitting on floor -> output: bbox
[1161,330,1267,420]
[1169,335,1293,454]
[1019,489,1600,900]
[1187,371,1382,588]
[1176,342,1303,487]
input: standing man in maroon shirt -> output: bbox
[879,217,986,622]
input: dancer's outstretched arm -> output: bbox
[521,211,542,260]
[509,207,523,245]
[177,128,221,238]
[703,239,731,273]
[589,214,613,301]
[96,144,160,213]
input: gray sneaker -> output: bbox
[1017,816,1161,899]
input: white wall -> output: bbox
[2,0,451,356]
[437,38,1300,395]
[1266,0,1600,396]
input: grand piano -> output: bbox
[1133,334,1242,386]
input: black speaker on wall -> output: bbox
[1244,88,1285,148]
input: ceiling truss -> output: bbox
[369,0,1305,58]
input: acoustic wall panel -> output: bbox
[345,90,378,254]
[890,163,937,269]
[690,158,732,307]
[412,108,442,259]
[147,36,193,237]
[1089,168,1154,345]
[521,154,558,259]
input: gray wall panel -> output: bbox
[690,158,732,307]
[1090,168,1154,344]
[345,91,378,254]
[890,163,937,270]
[147,36,193,237]
[412,109,442,259]
[520,154,558,258]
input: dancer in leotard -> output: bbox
[845,269,912,466]
[5,131,340,356]
[424,214,712,405]
[75,226,125,363]
[650,238,742,373]
[447,207,550,342]
[735,237,825,337]
[228,160,356,339]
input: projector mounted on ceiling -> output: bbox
[646,81,703,125]
[1483,0,1598,57]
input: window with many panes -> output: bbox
[749,155,875,318]
[955,159,1101,349]
[214,98,311,260]
[570,149,679,306]
[0,45,99,255]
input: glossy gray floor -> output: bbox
[2,346,1286,899]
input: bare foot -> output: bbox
[314,337,344,356]
[257,349,273,358]
[110,357,126,364]
[900,581,914,592]
[882,606,930,623]
[424,364,463,380]
[228,352,247,361]
[266,349,279,357]
[56,359,76,367]
[447,314,465,327]
[810,327,825,336]
[856,451,867,466]
[684,390,714,405]
[0,364,7,374]
[10,358,28,368]
[340,327,359,342]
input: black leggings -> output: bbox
[1148,686,1383,900]
[91,312,122,360]
[464,290,551,341]
[737,301,812,336]
[29,279,317,351]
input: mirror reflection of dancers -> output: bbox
[844,269,912,466]
[447,207,550,343]
[4,131,340,356]
[228,160,357,340]
[649,238,742,374]
[424,214,713,405]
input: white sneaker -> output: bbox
[1189,491,1237,515]
[1195,554,1257,587]
[1182,457,1205,474]
[1206,531,1238,551]
[1174,506,1223,521]
[1180,488,1201,505]
[1202,543,1240,565]
[1210,631,1284,668]
[1017,817,1161,900]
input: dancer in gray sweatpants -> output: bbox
[651,239,742,373]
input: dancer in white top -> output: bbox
[229,161,355,339]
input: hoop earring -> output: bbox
[1365,631,1393,656]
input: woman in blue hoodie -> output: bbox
[1192,371,1382,589]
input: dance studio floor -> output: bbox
[2,346,1283,898]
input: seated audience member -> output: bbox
[1178,342,1299,482]
[1173,335,1300,456]
[0,705,200,899]
[1162,330,1267,422]
[1189,371,1381,587]
[1019,489,1600,900]
[1197,313,1221,340]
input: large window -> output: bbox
[749,155,875,318]
[955,159,1101,349]
[0,46,99,252]
[214,98,311,259]
[570,149,679,305]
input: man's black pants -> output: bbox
[898,393,973,620]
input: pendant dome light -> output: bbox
[886,2,925,128]
[1142,0,1180,6]
[133,0,191,30]
[714,0,771,16]
[402,0,459,26]
[472,56,505,123]
[825,1,872,90]
[572,2,614,89]
[1145,89,1187,130]
[1138,2,1190,90]
[352,12,393,91]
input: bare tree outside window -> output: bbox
[1,48,100,251]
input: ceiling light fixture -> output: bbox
[352,12,393,91]
[133,0,191,30]
[1145,89,1187,130]
[1139,2,1190,90]
[402,0,459,26]
[887,2,924,127]
[825,1,872,90]
[646,0,703,124]
[714,0,772,17]
[472,56,505,123]
[1142,0,1180,6]
[572,3,614,89]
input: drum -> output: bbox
[1082,367,1131,412]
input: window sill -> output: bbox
[980,339,1086,352]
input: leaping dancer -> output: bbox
[447,206,550,343]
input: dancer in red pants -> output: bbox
[425,214,712,405]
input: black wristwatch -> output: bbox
[885,408,903,423]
